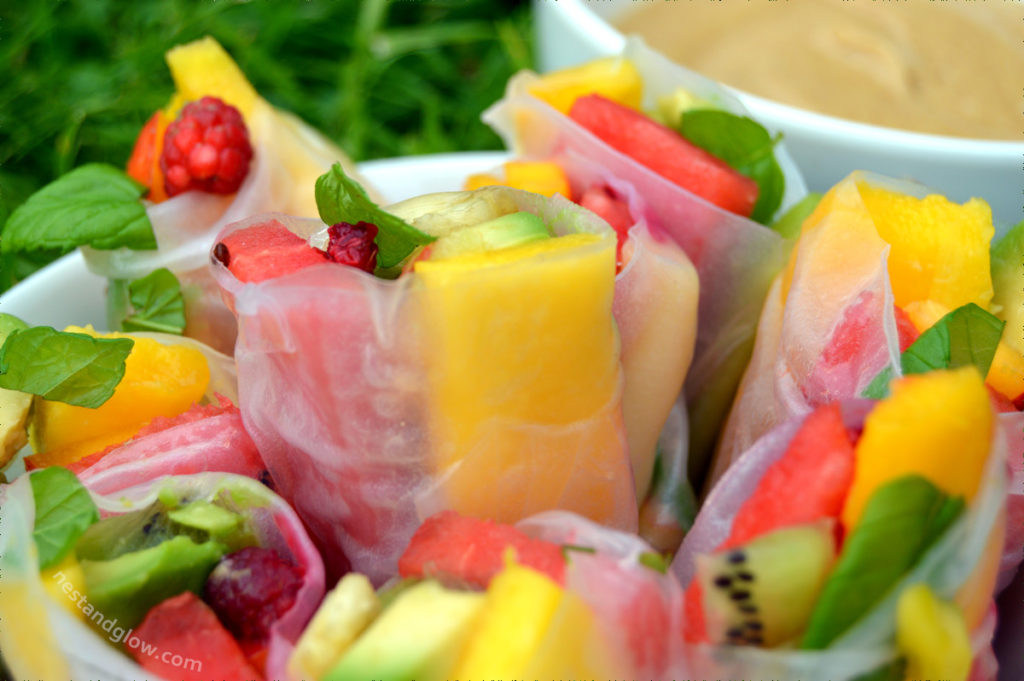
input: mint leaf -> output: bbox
[678,109,785,225]
[31,467,99,569]
[638,551,669,574]
[862,303,1004,398]
[121,268,185,334]
[0,327,133,407]
[315,163,435,272]
[801,475,963,649]
[1,164,156,253]
[771,192,822,240]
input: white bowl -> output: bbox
[0,151,508,329]
[534,0,1024,226]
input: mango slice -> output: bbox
[841,367,992,529]
[896,584,971,681]
[528,56,643,115]
[28,326,210,467]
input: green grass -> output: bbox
[0,0,534,291]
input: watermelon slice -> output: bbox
[684,403,856,642]
[129,591,264,681]
[578,183,633,269]
[397,511,565,588]
[216,221,329,284]
[568,94,758,218]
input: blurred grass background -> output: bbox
[0,0,534,291]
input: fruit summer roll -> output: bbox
[713,171,1024,588]
[211,165,698,581]
[0,469,325,681]
[0,314,263,488]
[673,368,1006,681]
[1,36,373,356]
[480,38,810,491]
[286,509,684,681]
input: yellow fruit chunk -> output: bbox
[165,36,259,119]
[858,183,994,311]
[414,232,630,525]
[522,590,625,678]
[463,173,504,192]
[28,326,210,467]
[287,573,381,681]
[841,367,992,529]
[904,299,1024,404]
[896,584,971,681]
[454,559,563,678]
[503,161,571,199]
[0,576,70,680]
[528,56,643,114]
[40,552,88,622]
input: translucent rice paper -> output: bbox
[671,400,1007,681]
[483,37,808,486]
[81,99,373,355]
[714,171,1024,591]
[62,331,266,493]
[214,187,697,583]
[0,472,325,681]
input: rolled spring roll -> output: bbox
[0,471,324,681]
[212,185,698,582]
[482,38,808,487]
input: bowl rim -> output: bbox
[546,0,1024,155]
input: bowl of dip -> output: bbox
[534,0,1024,226]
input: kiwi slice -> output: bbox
[696,520,836,647]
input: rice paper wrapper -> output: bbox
[0,472,325,681]
[670,400,1007,681]
[715,171,1024,591]
[214,187,697,582]
[81,99,374,356]
[483,37,806,485]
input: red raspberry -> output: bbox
[326,221,378,272]
[202,546,303,646]
[160,96,253,197]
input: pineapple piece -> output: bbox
[165,36,259,119]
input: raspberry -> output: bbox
[160,96,253,197]
[326,221,378,272]
[203,546,303,646]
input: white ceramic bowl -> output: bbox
[534,0,1024,226]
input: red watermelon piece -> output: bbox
[684,403,856,642]
[217,220,329,283]
[398,510,566,588]
[129,591,264,681]
[578,183,633,269]
[568,94,758,218]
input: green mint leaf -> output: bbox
[561,544,597,562]
[121,268,186,334]
[1,164,156,253]
[0,327,133,407]
[315,163,435,272]
[801,475,963,649]
[30,467,99,569]
[638,551,669,574]
[677,109,785,225]
[770,192,822,240]
[862,303,1004,398]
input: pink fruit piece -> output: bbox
[203,546,304,649]
[326,221,379,272]
[398,510,566,588]
[578,184,633,269]
[215,221,329,284]
[161,96,253,197]
[130,591,264,681]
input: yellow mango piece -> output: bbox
[414,233,630,525]
[841,367,993,529]
[0,576,70,680]
[528,56,643,114]
[40,552,89,622]
[896,584,971,681]
[522,590,626,678]
[454,561,563,678]
[503,161,572,199]
[464,172,505,192]
[29,326,210,467]
[165,36,259,119]
[904,299,1024,403]
[858,183,994,311]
